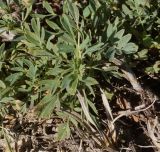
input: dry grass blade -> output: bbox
[112,58,143,93]
[63,110,103,146]
[100,88,113,121]
[77,91,97,128]
[112,99,157,123]
[100,88,116,143]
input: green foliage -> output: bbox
[0,0,159,143]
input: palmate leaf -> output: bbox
[55,121,70,141]
[117,34,132,49]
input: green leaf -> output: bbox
[57,43,75,53]
[60,33,75,44]
[0,43,5,52]
[46,67,63,76]
[83,6,90,18]
[67,1,79,25]
[43,1,55,15]
[69,116,78,127]
[40,79,59,94]
[23,6,32,21]
[11,67,24,72]
[82,77,98,86]
[41,27,45,42]
[143,34,153,47]
[55,122,70,141]
[60,14,75,40]
[0,1,8,10]
[37,95,59,118]
[80,35,90,50]
[122,42,138,54]
[27,65,37,80]
[31,18,40,36]
[137,49,148,60]
[46,35,55,50]
[0,43,5,59]
[106,47,116,60]
[25,31,40,45]
[86,98,98,115]
[122,4,133,18]
[68,78,78,95]
[153,61,160,73]
[117,34,132,49]
[0,87,11,99]
[0,80,6,89]
[107,21,113,39]
[5,72,23,86]
[46,20,61,31]
[31,14,49,18]
[61,74,73,90]
[115,29,125,39]
[84,43,104,55]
